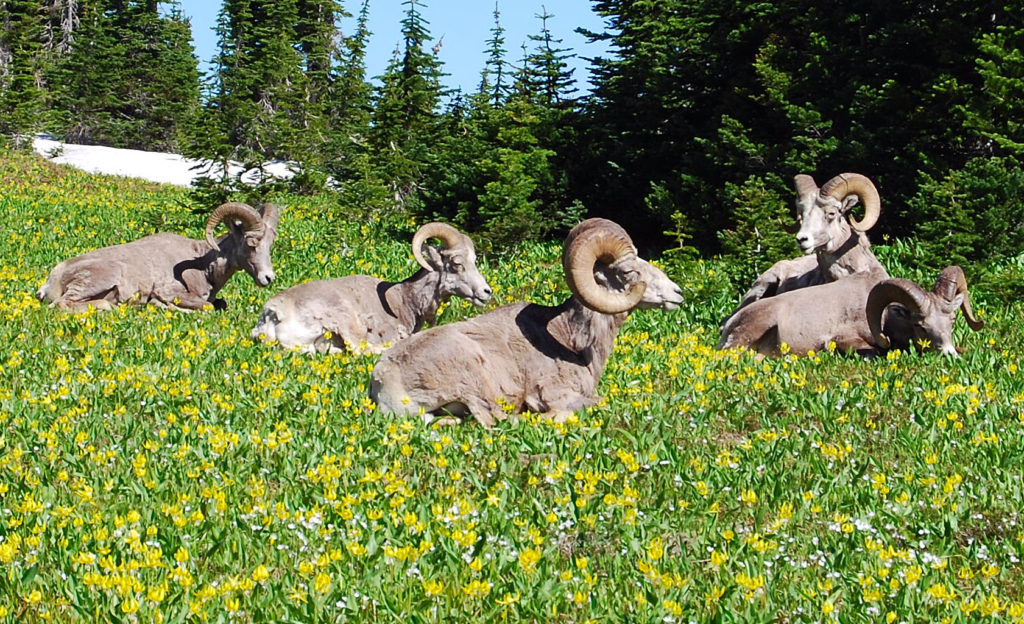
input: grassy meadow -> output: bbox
[2,150,1024,623]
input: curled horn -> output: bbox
[258,203,280,230]
[563,218,646,314]
[866,278,930,350]
[793,174,819,198]
[205,202,264,250]
[934,266,984,331]
[820,173,881,232]
[412,222,464,272]
[779,218,801,235]
[784,174,820,233]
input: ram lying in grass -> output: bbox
[718,266,984,357]
[370,218,684,426]
[38,202,278,312]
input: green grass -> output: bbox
[1,150,1024,623]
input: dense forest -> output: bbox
[2,0,1024,282]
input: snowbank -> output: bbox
[32,136,298,187]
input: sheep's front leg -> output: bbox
[541,409,577,424]
[427,414,463,427]
[154,292,218,312]
[55,298,115,312]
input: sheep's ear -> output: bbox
[840,195,860,213]
[422,245,444,271]
[227,219,246,239]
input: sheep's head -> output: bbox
[634,259,685,310]
[205,202,279,286]
[793,173,880,255]
[866,266,984,356]
[412,222,492,307]
[563,218,683,313]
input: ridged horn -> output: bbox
[258,203,280,230]
[866,278,930,350]
[793,174,819,198]
[935,266,984,331]
[820,173,880,232]
[411,222,464,272]
[205,202,264,250]
[563,218,646,314]
[788,175,819,232]
[779,218,801,234]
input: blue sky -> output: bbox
[175,0,611,95]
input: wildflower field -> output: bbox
[2,150,1024,623]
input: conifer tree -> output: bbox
[519,8,576,108]
[40,0,79,55]
[906,5,1024,274]
[316,0,395,218]
[966,9,1024,157]
[0,0,46,145]
[422,8,582,248]
[194,0,348,186]
[418,9,503,237]
[328,0,371,131]
[290,0,344,182]
[478,2,508,108]
[195,0,307,172]
[369,0,446,202]
[48,0,199,151]
[296,0,344,109]
[322,0,372,177]
[124,2,200,151]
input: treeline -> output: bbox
[3,0,1024,279]
[0,0,198,151]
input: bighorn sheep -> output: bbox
[729,173,887,315]
[369,218,685,427]
[251,222,492,354]
[717,266,983,358]
[37,202,278,311]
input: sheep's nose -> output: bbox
[482,286,493,298]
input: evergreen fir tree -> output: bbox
[255,0,312,160]
[40,0,79,55]
[421,8,584,248]
[322,0,372,178]
[328,0,372,132]
[48,0,199,151]
[121,1,200,151]
[965,8,1024,157]
[417,13,503,237]
[296,0,344,109]
[369,0,446,202]
[520,8,576,108]
[0,0,46,145]
[290,0,344,182]
[197,0,313,170]
[478,2,508,108]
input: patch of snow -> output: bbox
[32,135,298,187]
